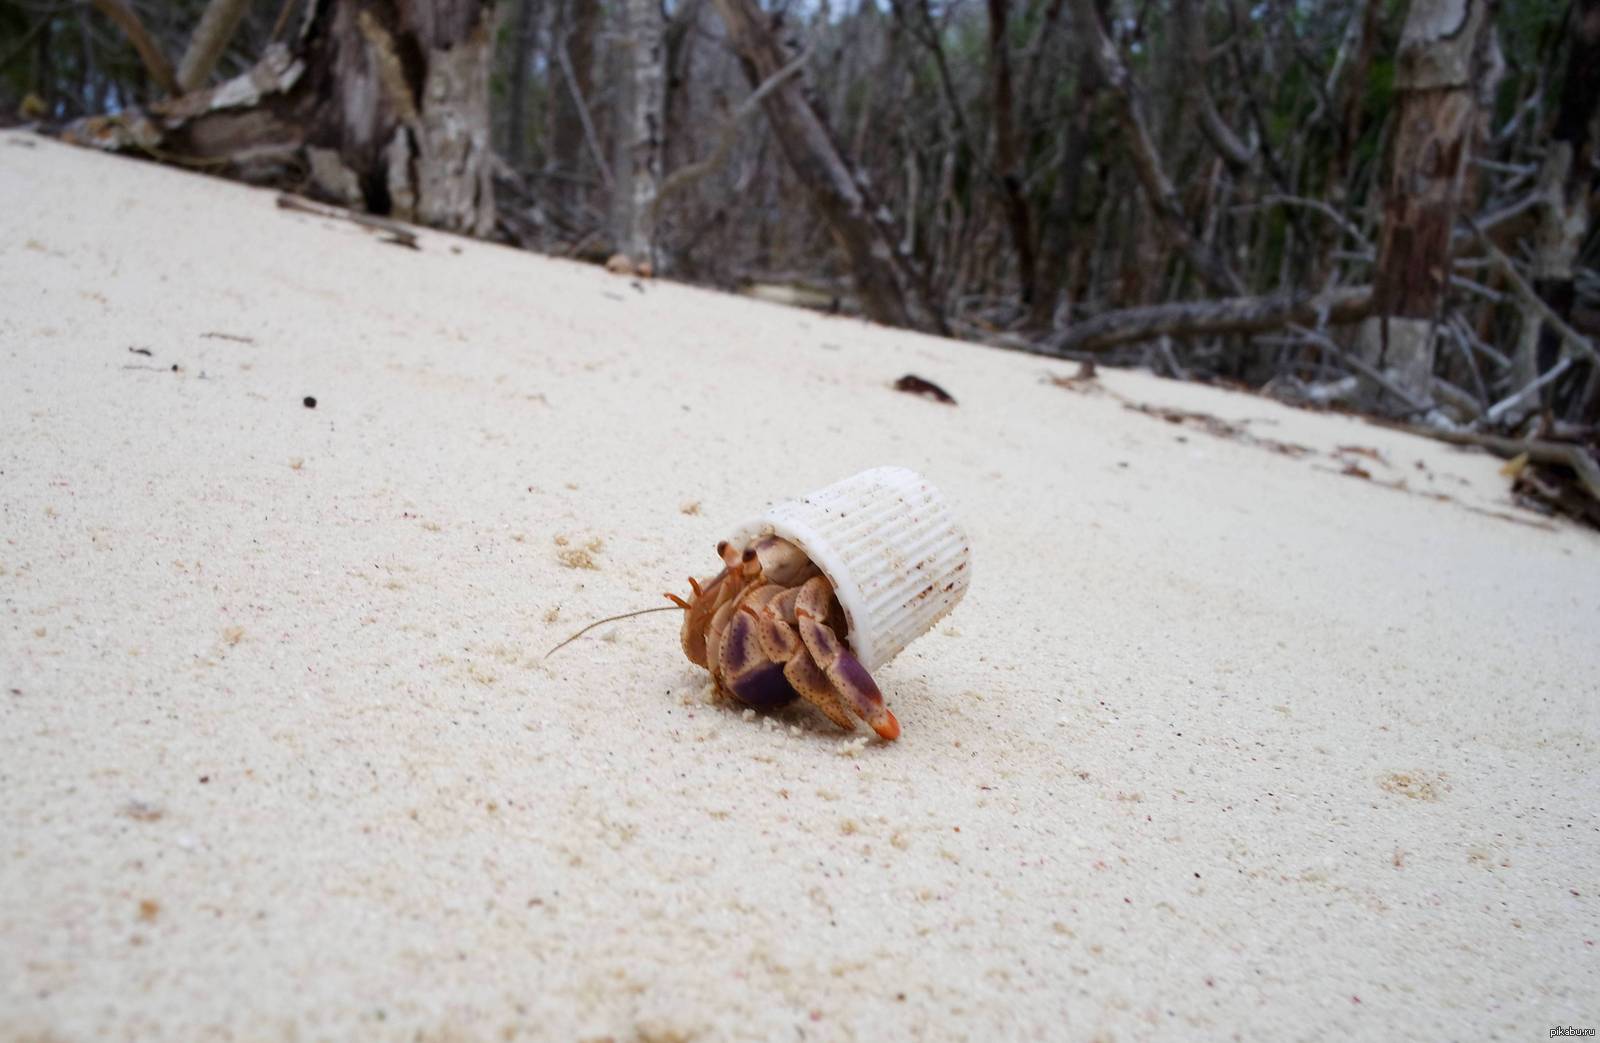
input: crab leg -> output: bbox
[672,541,762,672]
[718,585,799,709]
[668,570,726,667]
[794,576,900,740]
[736,589,851,729]
[704,582,749,684]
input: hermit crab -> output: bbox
[668,536,901,739]
[666,467,971,741]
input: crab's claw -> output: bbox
[824,650,899,740]
[794,576,900,741]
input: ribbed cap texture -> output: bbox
[732,467,971,671]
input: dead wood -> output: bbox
[1373,422,1600,507]
[275,193,420,249]
[67,0,496,237]
[1047,286,1371,354]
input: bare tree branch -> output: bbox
[1291,322,1431,413]
[558,38,614,191]
[1486,357,1575,424]
[1466,216,1600,364]
[89,0,178,96]
[1178,0,1253,172]
[1070,0,1243,296]
[177,0,252,92]
[653,42,814,222]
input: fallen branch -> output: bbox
[1048,286,1371,353]
[1484,356,1575,425]
[275,194,419,249]
[1378,424,1600,506]
[1288,322,1431,414]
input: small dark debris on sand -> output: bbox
[120,800,164,822]
[893,374,958,405]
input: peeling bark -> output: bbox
[67,0,496,237]
[1356,0,1489,409]
[613,0,665,265]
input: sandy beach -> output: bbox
[2,130,1597,1041]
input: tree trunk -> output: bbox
[549,0,598,215]
[1028,5,1103,331]
[612,0,664,266]
[986,0,1035,306]
[662,0,703,177]
[710,0,944,332]
[505,0,537,168]
[69,0,496,237]
[1313,0,1380,287]
[1355,0,1489,410]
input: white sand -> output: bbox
[2,130,1597,1041]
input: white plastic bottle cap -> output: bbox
[730,467,971,672]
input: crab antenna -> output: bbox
[544,605,681,658]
